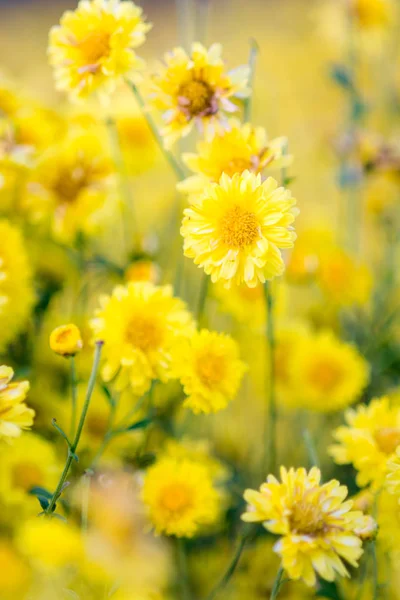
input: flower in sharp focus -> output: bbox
[242,466,372,587]
[178,119,292,199]
[0,366,34,440]
[173,329,247,414]
[148,43,250,147]
[181,171,298,288]
[330,396,400,489]
[49,323,83,357]
[90,282,195,395]
[142,455,220,537]
[48,0,152,101]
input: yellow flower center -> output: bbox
[220,205,260,249]
[289,499,327,535]
[160,482,193,514]
[374,427,400,455]
[12,462,43,492]
[178,79,215,116]
[221,157,252,178]
[125,315,163,352]
[308,359,344,393]
[53,165,90,203]
[196,352,227,387]
[78,31,111,66]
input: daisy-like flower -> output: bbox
[181,171,298,288]
[173,329,247,414]
[330,396,400,489]
[287,330,369,412]
[148,43,250,147]
[48,0,152,101]
[0,220,34,351]
[178,119,292,199]
[90,282,195,395]
[242,467,373,587]
[142,455,220,537]
[0,366,34,440]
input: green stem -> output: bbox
[302,427,320,470]
[176,538,192,600]
[270,567,285,600]
[243,38,259,122]
[196,272,209,328]
[69,356,78,439]
[45,342,103,515]
[263,281,277,476]
[81,469,93,535]
[206,534,248,600]
[125,80,186,181]
[371,541,378,600]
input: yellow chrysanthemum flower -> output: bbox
[24,131,114,241]
[330,397,400,489]
[178,119,292,198]
[148,43,250,147]
[142,455,220,537]
[173,329,246,414]
[242,467,372,587]
[351,0,393,28]
[48,0,152,100]
[0,220,34,351]
[90,282,195,395]
[287,330,369,412]
[181,171,298,288]
[317,249,372,307]
[49,323,83,357]
[0,366,34,440]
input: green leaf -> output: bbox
[330,64,353,90]
[315,580,343,599]
[29,486,53,499]
[124,417,153,432]
[100,383,116,408]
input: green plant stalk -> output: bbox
[206,534,248,600]
[176,538,192,600]
[302,427,320,470]
[125,80,186,181]
[263,280,276,476]
[45,342,103,515]
[243,38,259,122]
[69,356,78,439]
[270,567,285,600]
[196,272,209,327]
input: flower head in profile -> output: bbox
[0,366,34,440]
[50,323,83,357]
[173,329,247,414]
[142,455,220,537]
[148,43,250,147]
[287,330,369,412]
[90,282,195,395]
[330,396,400,489]
[181,171,298,288]
[48,0,152,100]
[242,467,372,587]
[178,119,292,199]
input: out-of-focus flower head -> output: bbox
[330,396,400,489]
[48,0,152,101]
[116,111,158,174]
[148,43,250,147]
[0,542,30,598]
[142,454,220,537]
[286,227,334,284]
[178,119,292,199]
[387,445,400,497]
[49,323,83,357]
[242,466,373,586]
[125,259,160,284]
[0,366,33,440]
[0,119,33,197]
[317,248,372,307]
[181,171,298,288]
[350,0,394,29]
[90,282,195,395]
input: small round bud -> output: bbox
[354,515,378,541]
[50,324,83,357]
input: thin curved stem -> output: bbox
[270,567,285,600]
[196,272,209,328]
[69,356,78,439]
[206,534,248,600]
[263,281,276,476]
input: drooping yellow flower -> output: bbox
[148,43,250,147]
[23,131,114,241]
[330,397,400,489]
[242,467,372,587]
[90,282,195,395]
[173,329,246,414]
[0,366,34,440]
[178,119,292,198]
[181,171,298,288]
[0,220,34,351]
[142,455,220,537]
[317,249,372,307]
[48,0,152,100]
[49,323,83,357]
[287,330,369,412]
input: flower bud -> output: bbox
[50,324,83,357]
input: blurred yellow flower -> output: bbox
[318,249,372,307]
[0,119,33,197]
[286,227,334,284]
[0,366,34,440]
[0,542,30,598]
[50,323,83,357]
[48,0,151,100]
[181,171,298,288]
[148,43,250,147]
[174,329,246,414]
[387,446,400,497]
[242,466,371,587]
[351,0,394,28]
[90,282,195,395]
[178,119,291,198]
[0,220,34,350]
[330,396,400,488]
[142,455,220,537]
[125,259,160,284]
[287,330,369,412]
